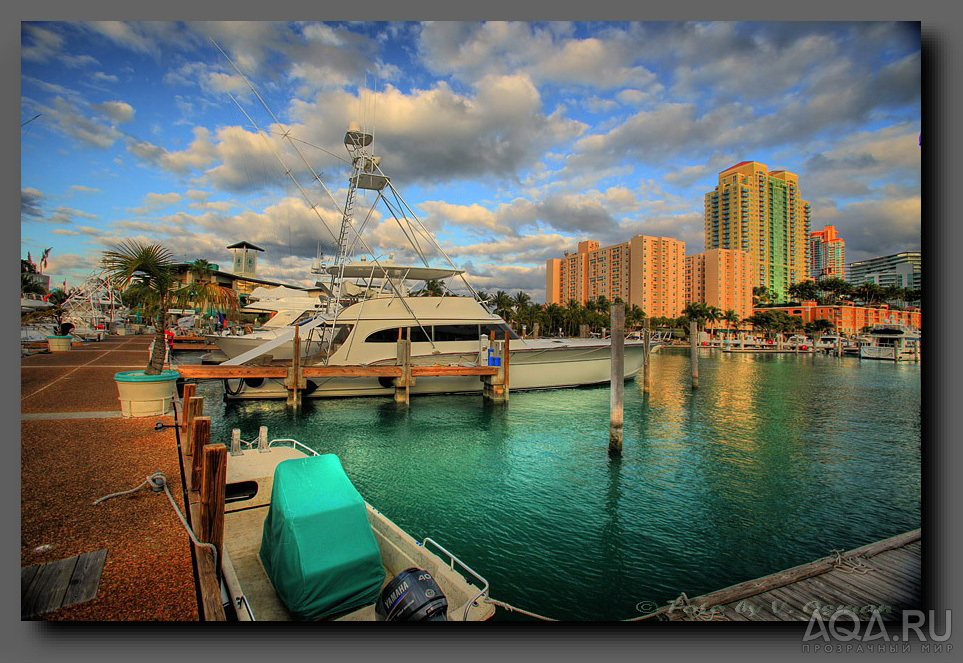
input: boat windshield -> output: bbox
[364,322,519,344]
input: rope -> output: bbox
[93,472,218,570]
[829,549,874,574]
[484,598,558,621]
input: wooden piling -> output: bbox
[609,303,624,455]
[185,395,204,458]
[690,319,699,390]
[179,383,196,436]
[200,443,227,580]
[190,415,210,493]
[395,331,412,405]
[285,325,302,407]
[482,331,510,404]
[642,318,652,395]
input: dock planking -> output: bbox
[22,549,108,619]
[639,529,921,622]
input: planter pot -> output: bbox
[114,369,179,418]
[47,335,73,352]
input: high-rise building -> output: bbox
[808,225,846,280]
[846,251,921,291]
[685,248,756,321]
[545,235,686,318]
[704,161,811,302]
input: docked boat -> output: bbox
[221,432,495,621]
[858,324,921,362]
[210,124,660,399]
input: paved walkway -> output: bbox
[20,335,200,621]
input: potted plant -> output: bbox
[102,241,239,417]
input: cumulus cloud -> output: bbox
[22,188,44,217]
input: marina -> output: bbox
[21,335,922,621]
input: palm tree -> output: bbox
[492,291,515,323]
[723,309,740,341]
[752,285,772,307]
[788,280,821,303]
[414,279,449,297]
[21,272,46,296]
[103,241,239,375]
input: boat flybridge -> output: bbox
[211,123,660,399]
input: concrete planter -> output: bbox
[47,335,73,352]
[114,369,179,417]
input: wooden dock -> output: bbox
[637,529,921,621]
[173,330,512,406]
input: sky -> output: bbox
[20,20,922,302]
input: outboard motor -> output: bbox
[375,567,448,621]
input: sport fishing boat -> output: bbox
[220,430,495,621]
[858,324,921,362]
[211,123,660,399]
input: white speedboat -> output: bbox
[221,432,495,621]
[210,123,659,399]
[859,324,921,362]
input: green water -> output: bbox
[191,348,921,621]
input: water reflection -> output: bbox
[197,349,920,621]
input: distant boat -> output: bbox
[859,324,921,362]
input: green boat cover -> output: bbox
[258,454,385,620]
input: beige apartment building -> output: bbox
[545,235,686,318]
[685,248,756,321]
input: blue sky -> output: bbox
[20,21,921,302]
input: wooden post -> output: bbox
[643,318,651,395]
[395,332,412,405]
[190,415,211,493]
[609,303,624,455]
[286,325,301,407]
[482,331,510,404]
[836,336,843,358]
[200,443,227,581]
[690,319,699,390]
[179,383,196,435]
[186,395,204,458]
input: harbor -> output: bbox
[21,335,922,622]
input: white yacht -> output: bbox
[210,123,659,399]
[859,324,921,362]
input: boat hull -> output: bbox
[222,341,652,399]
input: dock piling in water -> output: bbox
[609,303,624,455]
[690,319,699,390]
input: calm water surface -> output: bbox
[191,348,921,621]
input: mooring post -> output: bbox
[482,331,509,404]
[609,303,625,455]
[642,317,651,395]
[395,328,412,404]
[180,383,196,436]
[837,336,843,358]
[286,325,302,408]
[190,415,211,493]
[200,443,227,579]
[186,395,204,458]
[690,319,699,390]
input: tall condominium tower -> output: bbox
[545,235,686,318]
[808,225,846,280]
[704,161,811,302]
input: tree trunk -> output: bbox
[147,311,167,375]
